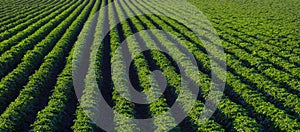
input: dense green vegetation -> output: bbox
[0,0,299,131]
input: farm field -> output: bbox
[0,0,299,131]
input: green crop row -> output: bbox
[72,0,107,131]
[139,0,300,130]
[121,0,228,131]
[0,0,297,131]
[190,0,300,76]
[0,0,46,20]
[130,0,264,131]
[193,0,299,46]
[200,3,299,53]
[0,0,80,79]
[74,0,140,131]
[108,1,139,131]
[0,0,84,112]
[31,0,101,130]
[216,27,300,90]
[176,4,300,113]
[219,36,300,116]
[230,34,299,89]
[0,0,57,33]
[0,0,71,42]
[0,0,95,130]
[212,21,300,66]
[0,0,54,31]
[179,7,300,115]
[114,0,179,131]
[0,0,73,55]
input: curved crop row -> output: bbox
[218,29,300,91]
[107,1,139,131]
[149,0,300,117]
[0,0,54,28]
[122,0,226,131]
[0,0,60,33]
[137,0,300,130]
[72,0,108,131]
[0,0,84,113]
[114,1,179,131]
[193,0,299,47]
[120,1,226,131]
[0,0,297,131]
[219,36,300,115]
[126,17,225,131]
[0,0,74,53]
[74,0,138,131]
[0,0,81,79]
[126,0,264,131]
[0,0,95,131]
[31,0,101,130]
[212,21,300,65]
[0,0,76,54]
[0,0,44,19]
[203,7,299,56]
[0,0,72,42]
